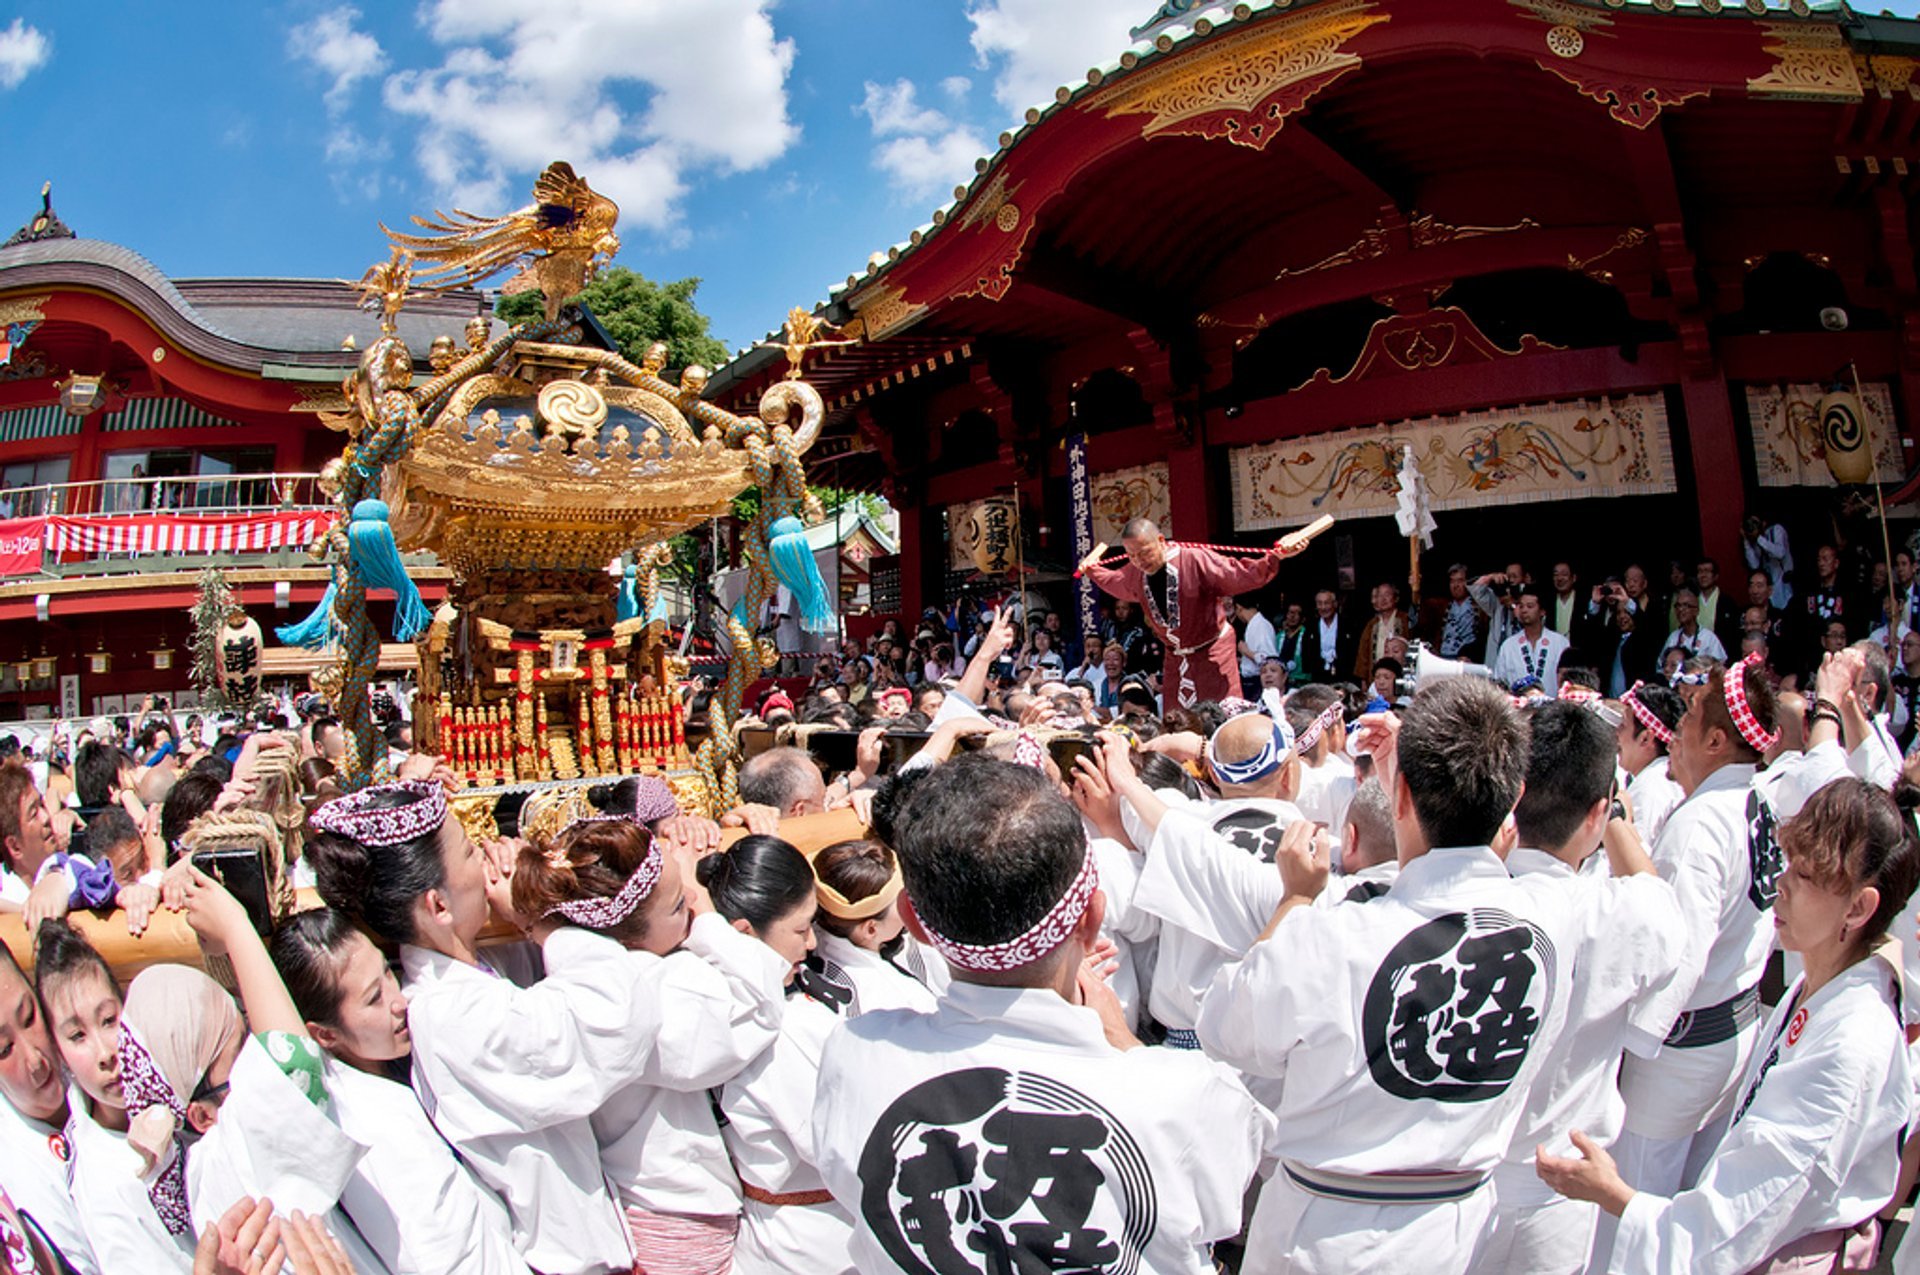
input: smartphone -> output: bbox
[192,848,274,937]
[1047,734,1096,774]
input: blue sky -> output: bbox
[3,1,1919,355]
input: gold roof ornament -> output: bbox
[381,161,621,322]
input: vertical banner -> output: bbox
[1067,433,1098,648]
[59,674,79,719]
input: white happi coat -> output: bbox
[720,986,858,1275]
[0,1086,97,1275]
[322,1057,529,1275]
[1626,756,1686,848]
[813,982,1270,1275]
[1485,850,1687,1271]
[1619,762,1767,1140]
[1135,796,1304,1031]
[1315,859,1399,908]
[1294,760,1356,866]
[811,930,938,1018]
[1612,953,1910,1274]
[590,913,789,1218]
[1195,846,1579,1275]
[187,1034,386,1274]
[1850,712,1903,790]
[1089,835,1154,1030]
[64,1101,192,1272]
[402,929,673,1275]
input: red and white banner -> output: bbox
[46,511,335,557]
[0,517,45,576]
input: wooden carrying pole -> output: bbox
[1851,362,1901,658]
[1,806,871,979]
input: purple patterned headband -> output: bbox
[544,815,665,928]
[310,781,447,847]
[117,1023,191,1238]
[917,846,1099,973]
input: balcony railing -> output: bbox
[0,473,441,581]
[0,473,327,519]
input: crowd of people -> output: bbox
[1,507,1919,1272]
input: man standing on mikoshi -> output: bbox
[1082,516,1318,709]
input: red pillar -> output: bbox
[1679,375,1744,573]
[1168,443,1213,543]
[897,500,925,623]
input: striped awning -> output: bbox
[103,397,245,433]
[0,404,80,443]
[46,510,334,555]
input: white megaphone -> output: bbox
[1405,641,1497,688]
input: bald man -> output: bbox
[1084,517,1302,709]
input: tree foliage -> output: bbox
[189,567,235,709]
[495,267,731,371]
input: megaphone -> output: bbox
[1404,641,1498,689]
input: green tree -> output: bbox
[495,267,731,371]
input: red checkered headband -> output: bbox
[917,846,1100,974]
[1722,652,1779,753]
[1622,681,1673,746]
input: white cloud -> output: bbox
[288,8,387,112]
[855,77,986,204]
[0,19,49,90]
[966,0,1145,114]
[859,79,950,138]
[940,75,973,103]
[381,0,798,239]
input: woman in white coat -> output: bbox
[807,838,939,1016]
[510,812,789,1275]
[1542,777,1919,1274]
[706,835,858,1275]
[309,780,688,1275]
[268,906,529,1274]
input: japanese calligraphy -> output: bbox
[794,953,855,1016]
[858,1067,1156,1275]
[1211,808,1289,864]
[1746,790,1784,911]
[1362,910,1555,1103]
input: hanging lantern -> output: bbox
[87,649,110,675]
[32,653,53,681]
[962,497,1020,576]
[11,658,27,684]
[152,646,173,671]
[1818,387,1873,485]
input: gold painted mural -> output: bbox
[1089,463,1172,547]
[1229,394,1674,532]
[1746,381,1901,488]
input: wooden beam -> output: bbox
[0,807,870,980]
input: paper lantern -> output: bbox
[1818,389,1873,485]
[151,647,173,671]
[962,498,1020,576]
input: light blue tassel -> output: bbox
[275,580,337,648]
[616,563,640,622]
[767,515,834,634]
[348,499,431,642]
[645,588,668,631]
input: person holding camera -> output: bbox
[1743,514,1794,610]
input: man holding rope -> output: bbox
[1080,516,1327,710]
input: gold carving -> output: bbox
[1545,25,1584,59]
[1266,209,1540,283]
[845,283,927,342]
[0,295,48,326]
[292,387,350,413]
[1747,23,1864,102]
[957,169,1024,233]
[996,203,1021,233]
[1508,0,1615,32]
[1567,227,1650,281]
[1855,53,1919,96]
[1089,0,1388,149]
[535,379,609,439]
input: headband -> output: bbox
[1218,697,1261,719]
[1556,682,1602,705]
[309,781,446,847]
[1723,652,1779,754]
[1294,702,1344,753]
[543,814,665,928]
[1013,730,1047,771]
[813,855,905,921]
[917,845,1099,973]
[1622,681,1673,745]
[1208,716,1295,786]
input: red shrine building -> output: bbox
[710,0,1920,630]
[0,192,479,722]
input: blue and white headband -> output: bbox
[1208,716,1296,786]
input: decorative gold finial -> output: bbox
[759,306,857,381]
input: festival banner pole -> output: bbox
[1848,362,1901,656]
